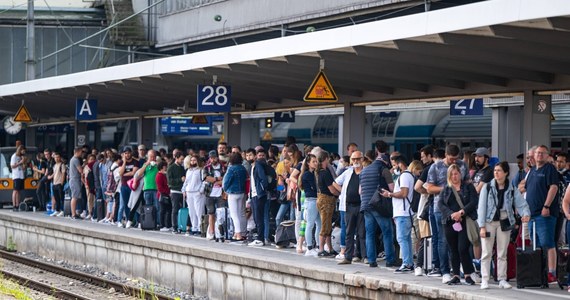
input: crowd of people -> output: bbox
[9,138,570,291]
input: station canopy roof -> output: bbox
[1,0,570,124]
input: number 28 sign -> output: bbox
[197,85,231,112]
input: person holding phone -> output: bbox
[477,161,530,289]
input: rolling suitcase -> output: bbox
[215,207,233,242]
[140,205,157,230]
[177,200,189,233]
[275,221,296,247]
[516,222,548,289]
[63,198,71,217]
[423,237,433,275]
[96,198,105,221]
[557,247,570,289]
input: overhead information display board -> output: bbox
[161,117,212,135]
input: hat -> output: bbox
[254,145,264,152]
[208,150,218,158]
[138,144,147,151]
[121,146,132,153]
[473,147,489,157]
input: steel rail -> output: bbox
[0,249,176,300]
[1,268,92,300]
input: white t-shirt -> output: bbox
[10,153,24,180]
[392,171,415,217]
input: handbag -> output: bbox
[419,219,431,238]
[451,188,480,247]
[369,189,393,218]
[159,194,171,205]
[127,177,139,191]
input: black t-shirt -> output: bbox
[318,169,335,196]
[473,165,493,190]
[346,171,361,205]
[494,187,506,221]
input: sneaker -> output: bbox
[248,240,264,247]
[50,211,59,217]
[335,253,345,261]
[125,221,133,229]
[447,276,461,285]
[470,272,481,283]
[369,262,378,268]
[69,215,81,220]
[378,251,386,260]
[185,232,191,237]
[160,227,171,232]
[548,272,557,284]
[414,267,423,276]
[464,276,475,286]
[137,223,142,229]
[98,218,107,223]
[305,248,318,257]
[317,251,330,257]
[394,265,414,274]
[85,214,92,220]
[480,280,489,290]
[337,259,352,265]
[428,268,442,277]
[329,250,339,257]
[363,258,370,264]
[442,273,452,284]
[117,221,123,228]
[352,257,362,263]
[80,211,87,219]
[206,233,215,240]
[57,211,65,217]
[498,280,512,289]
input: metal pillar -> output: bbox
[25,0,35,80]
[342,102,366,154]
[523,91,552,151]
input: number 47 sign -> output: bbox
[197,85,231,112]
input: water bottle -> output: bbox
[46,203,52,215]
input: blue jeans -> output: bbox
[340,211,346,248]
[264,199,270,241]
[304,197,321,249]
[364,210,395,264]
[429,203,440,268]
[118,185,131,223]
[529,215,557,249]
[143,190,160,226]
[395,216,414,267]
[433,210,450,274]
[276,201,295,226]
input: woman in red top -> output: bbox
[156,161,172,231]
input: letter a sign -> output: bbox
[76,99,97,121]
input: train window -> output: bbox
[372,112,398,137]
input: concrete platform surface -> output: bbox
[1,210,569,300]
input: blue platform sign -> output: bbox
[76,99,97,120]
[274,111,295,122]
[197,85,231,112]
[160,117,211,136]
[450,98,483,116]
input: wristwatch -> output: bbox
[543,205,550,209]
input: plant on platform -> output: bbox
[6,236,16,252]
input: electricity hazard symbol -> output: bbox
[303,71,338,102]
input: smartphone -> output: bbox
[485,232,491,238]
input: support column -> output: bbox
[137,117,154,148]
[523,91,551,151]
[224,113,242,147]
[342,102,365,154]
[74,121,87,148]
[240,118,259,149]
[337,116,344,155]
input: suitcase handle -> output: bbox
[521,221,536,251]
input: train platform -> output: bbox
[0,209,569,300]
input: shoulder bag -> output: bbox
[451,187,480,247]
[369,164,393,218]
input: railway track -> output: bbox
[0,249,177,300]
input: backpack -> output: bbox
[264,162,277,192]
[398,170,419,213]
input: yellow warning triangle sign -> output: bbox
[14,104,32,122]
[303,71,338,102]
[192,115,208,124]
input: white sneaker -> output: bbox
[125,221,132,229]
[498,280,512,289]
[160,227,171,232]
[442,273,452,284]
[98,218,108,223]
[117,221,124,228]
[335,253,345,261]
[80,211,87,219]
[50,211,59,217]
[480,280,489,290]
[305,248,318,257]
[57,211,64,217]
[414,267,423,276]
[470,272,481,283]
[248,240,264,247]
[85,214,92,220]
[206,233,215,240]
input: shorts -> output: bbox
[13,179,24,191]
[206,197,225,215]
[530,215,557,249]
[69,179,82,199]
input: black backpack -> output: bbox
[263,162,277,192]
[399,171,420,213]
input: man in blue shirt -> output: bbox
[524,145,559,283]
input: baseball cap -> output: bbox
[121,146,132,153]
[254,145,264,152]
[473,147,489,157]
[208,150,218,157]
[138,144,147,151]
